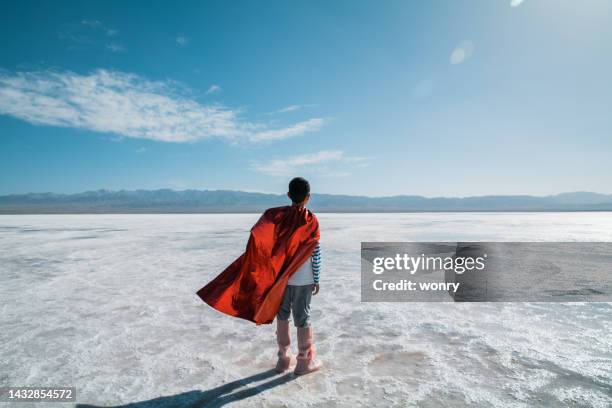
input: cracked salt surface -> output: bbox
[1,213,611,407]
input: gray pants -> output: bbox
[277,284,314,328]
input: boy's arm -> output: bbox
[312,242,321,294]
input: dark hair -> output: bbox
[288,177,310,204]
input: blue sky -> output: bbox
[1,0,611,197]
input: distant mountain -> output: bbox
[0,189,611,213]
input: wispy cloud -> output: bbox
[0,69,325,143]
[510,0,525,7]
[450,41,475,65]
[176,36,190,47]
[248,118,325,142]
[81,20,103,29]
[80,20,118,37]
[106,43,125,53]
[269,104,317,115]
[206,84,221,95]
[277,105,302,113]
[252,150,367,176]
[60,20,122,51]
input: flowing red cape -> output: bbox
[196,205,320,325]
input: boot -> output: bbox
[275,319,292,373]
[294,326,322,376]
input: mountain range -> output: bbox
[1,190,612,213]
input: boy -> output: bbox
[275,177,322,375]
[196,177,322,376]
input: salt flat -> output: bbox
[1,213,611,407]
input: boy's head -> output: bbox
[288,177,310,205]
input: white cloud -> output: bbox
[60,20,120,51]
[0,69,325,143]
[510,0,525,7]
[450,41,475,65]
[176,36,190,47]
[277,104,302,113]
[266,104,317,115]
[80,20,118,37]
[252,150,367,176]
[106,44,125,53]
[249,118,325,142]
[81,20,103,29]
[206,84,221,95]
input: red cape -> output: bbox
[196,205,320,325]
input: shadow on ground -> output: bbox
[76,369,296,408]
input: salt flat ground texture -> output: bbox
[1,213,611,408]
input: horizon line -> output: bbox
[1,188,611,200]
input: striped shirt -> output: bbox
[312,243,321,284]
[287,242,322,285]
